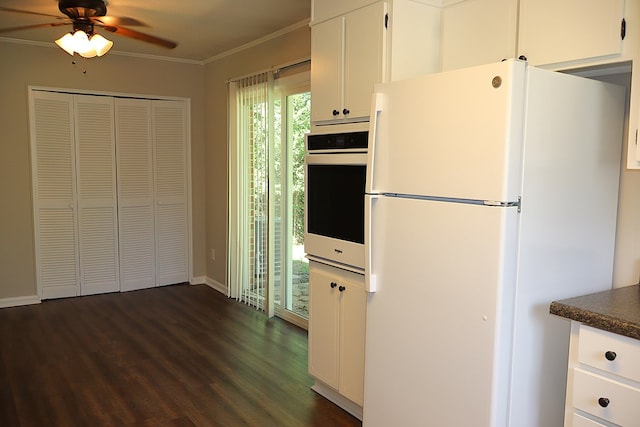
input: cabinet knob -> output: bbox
[338,285,346,292]
[332,109,340,116]
[598,397,610,408]
[342,108,350,115]
[330,281,337,288]
[605,351,617,361]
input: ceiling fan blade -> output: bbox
[0,6,63,20]
[93,16,148,27]
[101,25,177,49]
[0,22,70,34]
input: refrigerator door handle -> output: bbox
[366,91,384,194]
[365,194,379,293]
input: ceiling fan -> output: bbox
[0,0,177,56]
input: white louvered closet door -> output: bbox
[74,95,120,295]
[115,98,156,291]
[31,91,80,299]
[153,100,189,286]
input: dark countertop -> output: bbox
[550,284,640,341]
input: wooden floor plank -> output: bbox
[0,284,361,426]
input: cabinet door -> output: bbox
[441,0,518,71]
[308,267,340,388]
[74,95,120,296]
[338,280,366,406]
[31,91,80,299]
[311,16,344,123]
[343,2,386,121]
[518,0,624,66]
[116,98,156,291]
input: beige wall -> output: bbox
[586,71,640,287]
[0,41,207,299]
[615,154,640,287]
[203,25,311,287]
[606,73,640,287]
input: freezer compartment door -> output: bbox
[363,196,518,427]
[367,60,525,202]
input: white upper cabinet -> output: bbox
[311,0,441,126]
[441,0,626,70]
[312,0,379,23]
[441,0,640,170]
[311,15,348,123]
[518,0,625,66]
[441,0,518,72]
[343,3,387,122]
[311,2,387,124]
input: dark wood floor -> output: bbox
[0,284,362,427]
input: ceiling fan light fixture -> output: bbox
[89,34,113,56]
[54,32,76,55]
[55,30,113,57]
[2,0,176,54]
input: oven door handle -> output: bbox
[366,91,383,194]
[364,194,378,293]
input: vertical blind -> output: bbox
[228,71,275,314]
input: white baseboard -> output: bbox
[200,277,227,295]
[0,294,41,309]
[311,380,363,421]
[190,276,207,285]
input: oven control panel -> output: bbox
[307,131,368,151]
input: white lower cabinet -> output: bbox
[308,261,366,417]
[564,322,640,426]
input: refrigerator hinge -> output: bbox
[484,196,521,213]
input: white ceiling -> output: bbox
[0,0,311,62]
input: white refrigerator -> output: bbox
[363,60,624,427]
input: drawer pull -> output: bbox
[604,351,617,361]
[598,397,610,408]
[330,282,337,289]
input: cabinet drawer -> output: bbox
[572,368,640,425]
[579,324,640,381]
[572,413,606,427]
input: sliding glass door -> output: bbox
[228,69,309,327]
[273,85,310,326]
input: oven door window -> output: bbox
[307,164,365,244]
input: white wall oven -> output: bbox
[304,130,367,270]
